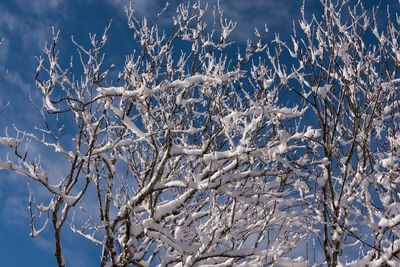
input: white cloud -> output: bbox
[14,0,64,16]
[0,7,53,57]
[0,38,10,64]
[3,195,30,227]
[107,0,145,14]
[0,8,18,32]
[218,0,296,40]
[106,0,168,17]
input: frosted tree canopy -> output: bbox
[1,1,400,266]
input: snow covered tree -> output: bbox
[0,2,310,266]
[271,0,400,265]
[1,0,400,266]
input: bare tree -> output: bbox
[271,0,400,265]
[1,0,400,266]
[0,2,310,266]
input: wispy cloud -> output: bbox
[218,0,300,40]
[0,39,10,63]
[0,8,18,32]
[103,0,300,42]
[0,5,55,64]
[0,0,67,56]
[3,195,30,227]
[14,0,65,16]
[0,70,38,125]
[106,0,161,16]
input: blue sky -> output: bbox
[0,0,397,266]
